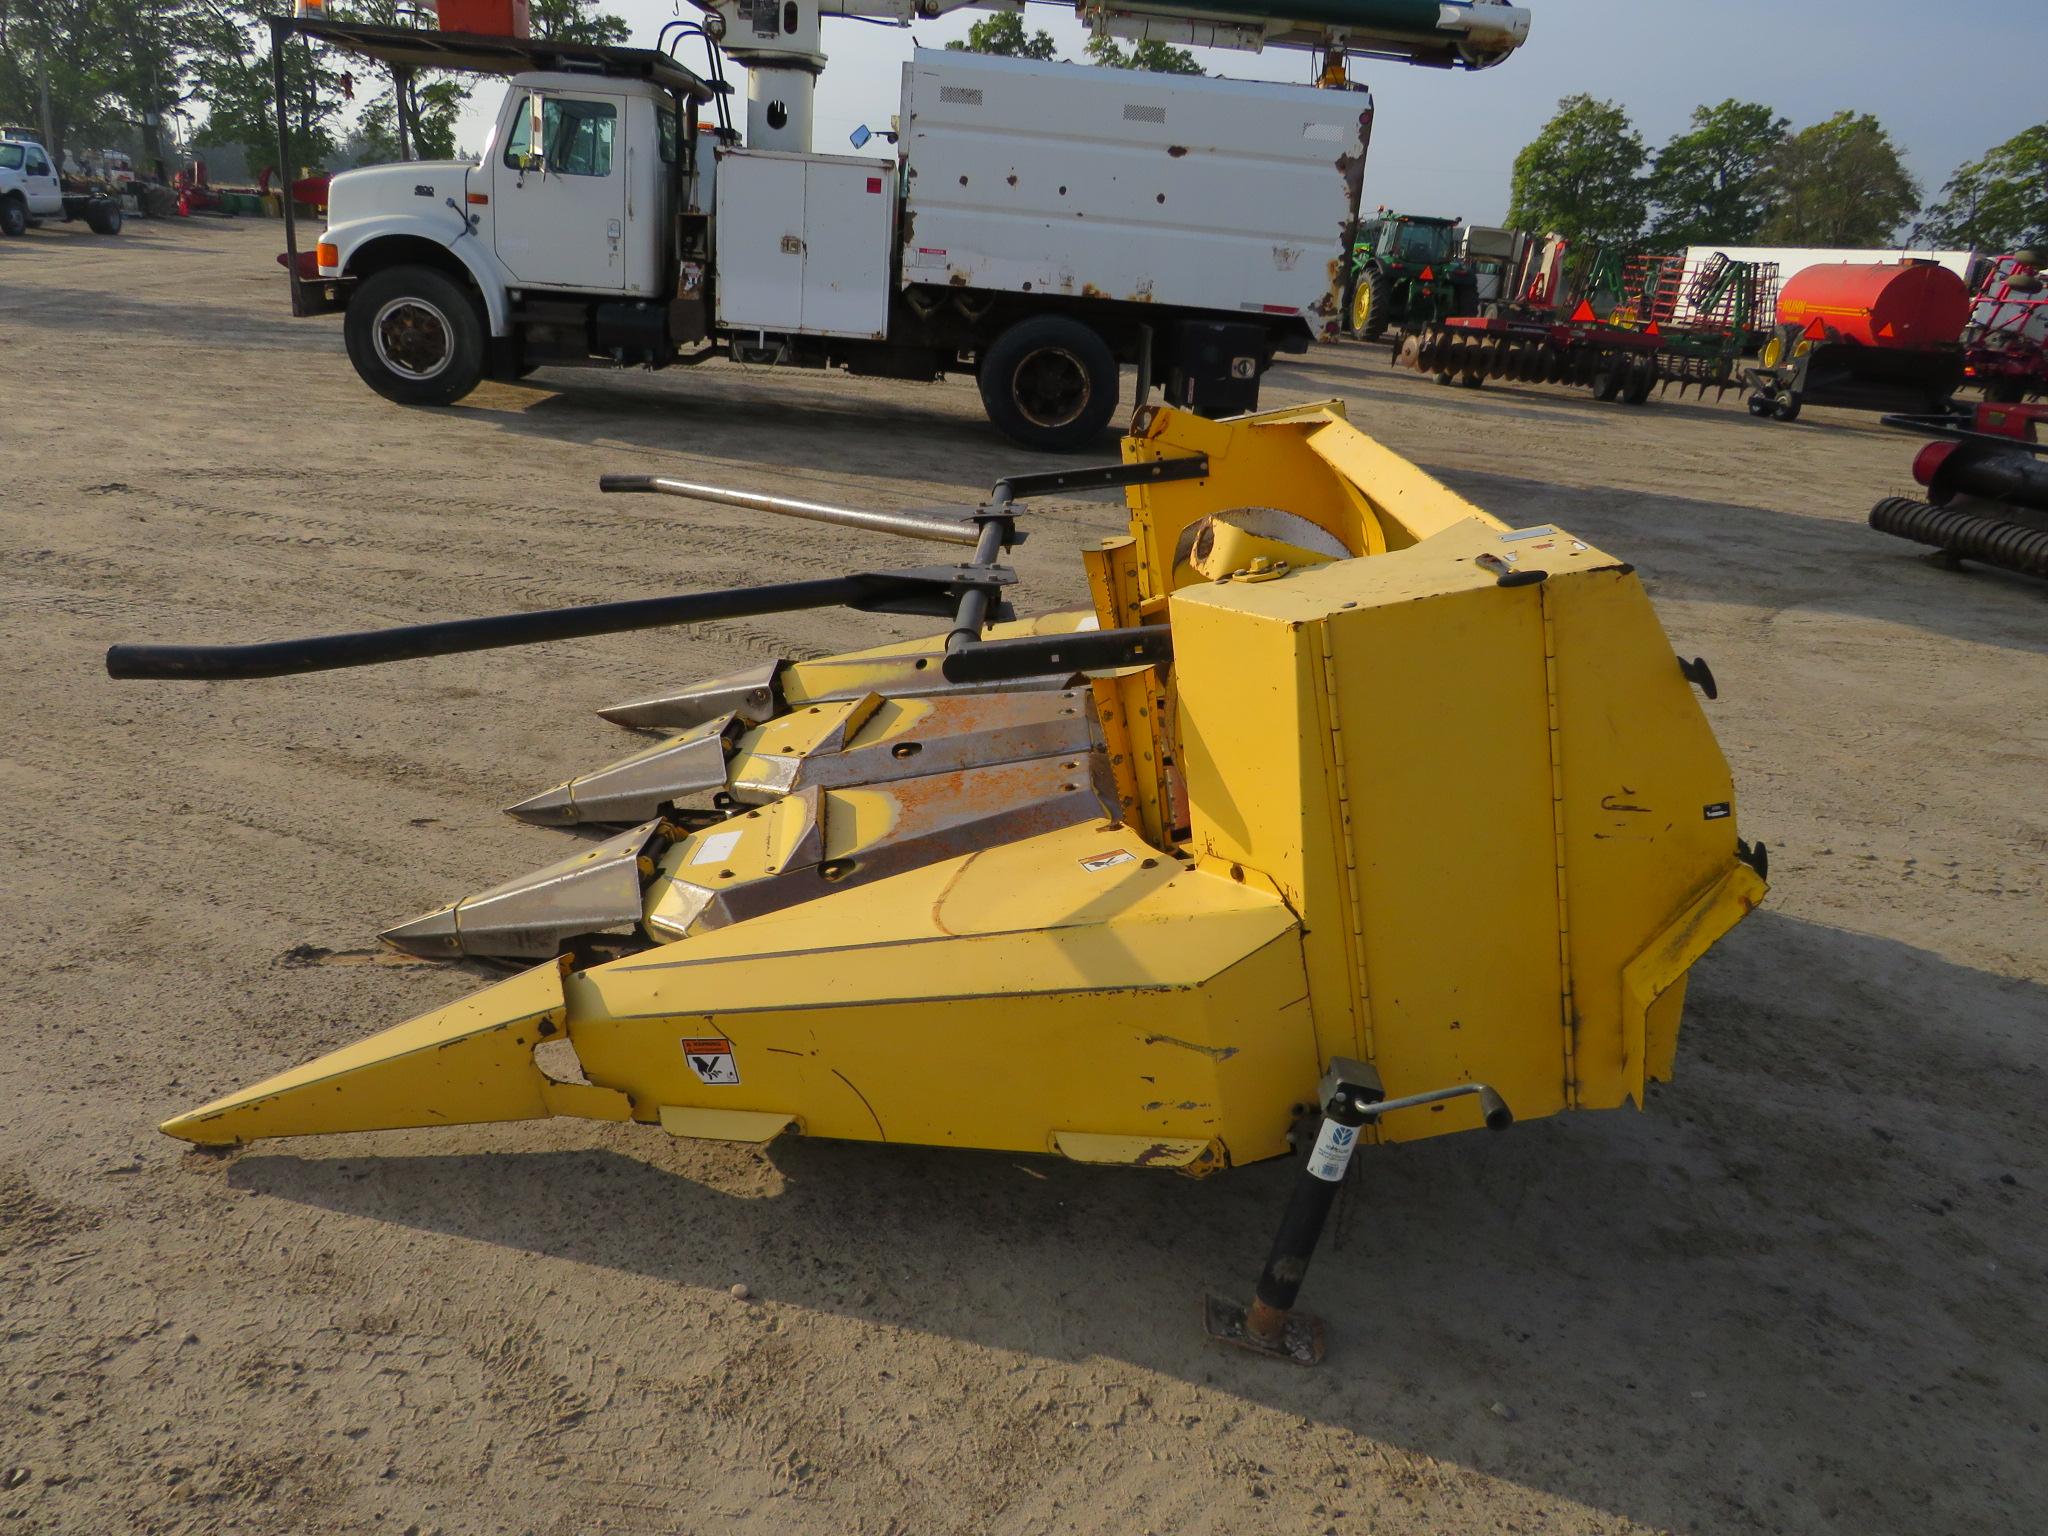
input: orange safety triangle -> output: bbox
[1877,321,1894,338]
[1569,299,1597,323]
[1420,266,1434,281]
[1804,313,1828,339]
[1644,320,1662,338]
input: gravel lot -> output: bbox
[2,216,2043,1536]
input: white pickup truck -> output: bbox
[0,137,125,237]
[283,21,1372,448]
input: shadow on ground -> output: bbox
[234,910,2046,1534]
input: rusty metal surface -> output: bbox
[1201,1294,1326,1366]
[728,688,1102,803]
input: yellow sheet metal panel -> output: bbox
[658,1106,797,1142]
[1300,417,1505,549]
[564,824,1317,1161]
[158,960,621,1145]
[1124,407,1366,603]
[1323,554,1568,1137]
[1174,521,1650,1138]
[1548,567,1760,1106]
[1169,573,1366,1075]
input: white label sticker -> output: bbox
[681,1037,740,1085]
[691,828,743,866]
[1079,849,1136,873]
[1307,1119,1359,1182]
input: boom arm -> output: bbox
[814,0,1531,66]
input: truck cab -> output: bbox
[0,136,125,237]
[0,138,65,235]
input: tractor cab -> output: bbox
[1348,212,1470,340]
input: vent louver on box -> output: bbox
[1122,103,1167,124]
[940,86,984,106]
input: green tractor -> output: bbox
[1346,212,1471,341]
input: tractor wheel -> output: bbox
[1591,357,1625,402]
[1351,268,1392,341]
[1772,394,1803,423]
[1623,359,1654,405]
[1747,393,1772,417]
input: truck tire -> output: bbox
[84,201,122,235]
[344,264,487,407]
[977,315,1119,451]
[0,196,25,238]
[1350,268,1391,341]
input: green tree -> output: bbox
[944,12,1055,60]
[332,0,471,159]
[1918,124,2048,252]
[1762,111,1918,246]
[1083,34,1202,74]
[529,0,628,47]
[0,0,132,167]
[185,0,342,175]
[1645,99,1786,247]
[1507,95,1647,248]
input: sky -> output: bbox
[452,0,2045,225]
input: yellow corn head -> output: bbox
[113,402,1764,1361]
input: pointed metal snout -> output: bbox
[596,663,781,731]
[506,714,737,826]
[379,820,670,960]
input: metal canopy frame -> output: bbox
[264,15,715,315]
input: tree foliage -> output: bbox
[0,0,199,168]
[530,0,628,47]
[1507,94,1647,248]
[1645,99,1785,247]
[944,13,1055,60]
[1918,123,2048,252]
[1761,111,1918,246]
[1083,34,1202,74]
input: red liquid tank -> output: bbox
[1775,261,1971,349]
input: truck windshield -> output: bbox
[0,144,22,170]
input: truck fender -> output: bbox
[329,217,516,338]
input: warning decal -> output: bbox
[1079,849,1136,873]
[681,1038,741,1085]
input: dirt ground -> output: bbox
[2,217,2042,1536]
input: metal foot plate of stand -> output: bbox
[1202,1294,1326,1366]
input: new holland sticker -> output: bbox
[681,1038,740,1085]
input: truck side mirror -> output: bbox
[528,93,546,176]
[849,124,871,150]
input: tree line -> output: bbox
[0,0,623,178]
[1508,94,2048,256]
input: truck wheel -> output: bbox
[344,265,486,407]
[1350,268,1391,341]
[977,315,1118,451]
[85,202,122,235]
[0,197,25,238]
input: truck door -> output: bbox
[22,144,62,216]
[494,90,628,292]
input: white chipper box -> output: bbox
[898,49,1370,337]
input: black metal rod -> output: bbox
[946,504,1012,652]
[993,454,1207,501]
[940,624,1171,683]
[108,574,931,681]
